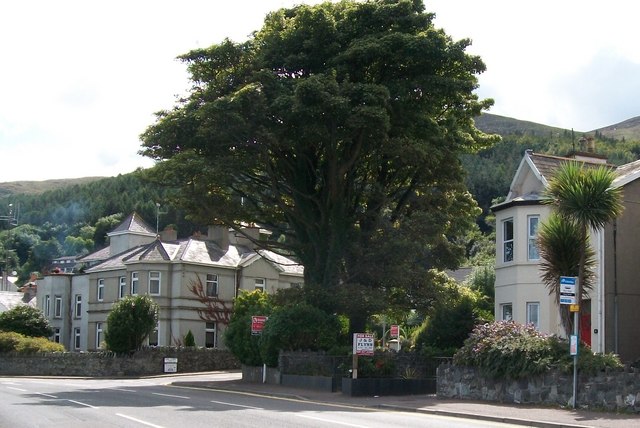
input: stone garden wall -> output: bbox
[437,363,640,413]
[0,347,239,377]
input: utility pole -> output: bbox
[1,203,19,291]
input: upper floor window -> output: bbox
[118,276,126,299]
[131,272,139,295]
[206,274,218,297]
[74,294,82,318]
[502,219,514,262]
[528,215,540,261]
[54,296,62,318]
[254,278,265,292]
[97,279,104,301]
[149,271,161,295]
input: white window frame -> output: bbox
[74,294,82,318]
[118,276,126,299]
[53,328,61,343]
[501,303,513,321]
[527,215,540,261]
[148,271,161,295]
[131,272,139,295]
[527,302,540,329]
[54,296,62,318]
[502,218,514,263]
[205,322,217,348]
[206,274,218,297]
[254,278,265,292]
[73,327,81,350]
[97,278,104,302]
[96,323,103,349]
[44,295,50,317]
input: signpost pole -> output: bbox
[572,310,578,408]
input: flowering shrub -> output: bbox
[454,321,554,379]
[454,321,622,379]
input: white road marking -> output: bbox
[152,392,190,399]
[35,392,58,398]
[116,413,165,428]
[111,388,137,393]
[67,399,98,409]
[210,400,263,410]
[296,413,370,428]
[7,387,27,392]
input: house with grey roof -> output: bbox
[37,213,304,351]
[493,148,640,362]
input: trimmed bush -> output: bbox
[0,305,53,338]
[104,295,158,354]
[184,330,196,347]
[0,331,64,353]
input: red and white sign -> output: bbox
[353,333,375,356]
[251,316,268,335]
[390,324,399,338]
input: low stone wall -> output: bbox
[437,364,640,413]
[0,347,239,377]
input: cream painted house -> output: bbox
[493,149,640,362]
[37,213,303,351]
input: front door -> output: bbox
[580,299,591,347]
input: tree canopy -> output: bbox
[140,0,497,327]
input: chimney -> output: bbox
[208,225,229,251]
[159,226,178,241]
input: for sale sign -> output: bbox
[390,324,399,338]
[251,316,268,335]
[353,333,375,356]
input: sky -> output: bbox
[1,0,639,182]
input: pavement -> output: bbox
[171,377,640,428]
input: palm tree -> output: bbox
[542,161,623,336]
[537,213,595,335]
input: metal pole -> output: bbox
[572,310,579,408]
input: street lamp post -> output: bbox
[1,203,19,291]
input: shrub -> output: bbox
[104,295,158,354]
[184,330,196,347]
[454,321,554,379]
[454,321,623,379]
[259,303,341,367]
[224,290,272,366]
[0,331,64,353]
[0,305,53,337]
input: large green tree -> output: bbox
[140,0,497,328]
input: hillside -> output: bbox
[0,176,105,197]
[595,116,640,141]
[474,113,579,136]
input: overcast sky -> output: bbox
[1,0,639,182]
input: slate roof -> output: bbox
[84,237,303,275]
[109,212,155,235]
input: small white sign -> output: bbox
[570,335,578,356]
[163,357,178,373]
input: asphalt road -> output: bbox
[0,373,522,428]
